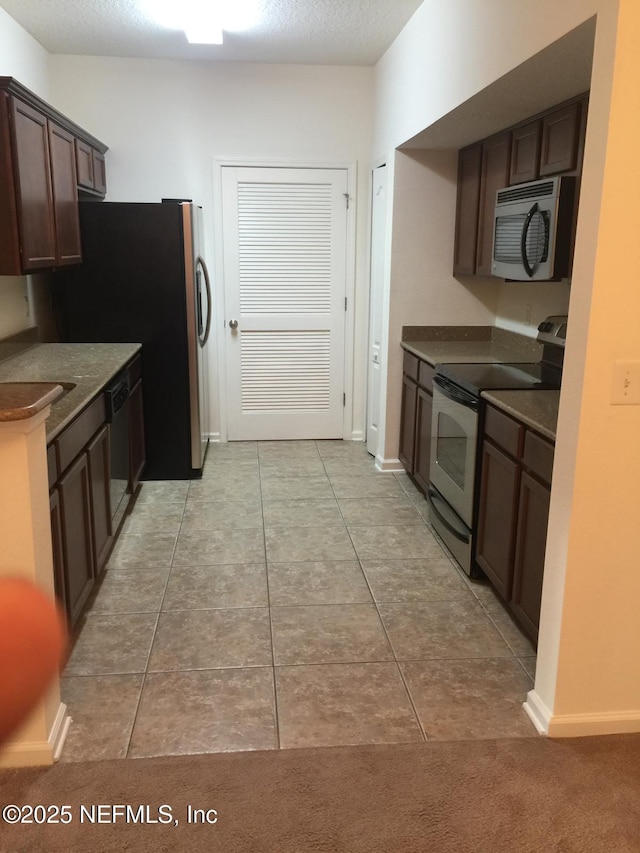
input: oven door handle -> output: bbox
[433,375,478,411]
[427,488,470,543]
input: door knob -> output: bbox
[228,319,238,330]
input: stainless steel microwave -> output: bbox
[491,175,576,281]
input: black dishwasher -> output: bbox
[105,372,130,529]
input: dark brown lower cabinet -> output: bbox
[474,403,554,646]
[49,488,67,613]
[86,424,113,575]
[398,373,418,474]
[48,355,143,630]
[511,473,551,645]
[399,351,435,491]
[57,452,95,627]
[475,440,520,600]
[413,386,433,493]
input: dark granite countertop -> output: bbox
[481,389,560,441]
[0,343,141,441]
[400,325,558,439]
[401,325,542,366]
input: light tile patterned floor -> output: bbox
[60,440,537,762]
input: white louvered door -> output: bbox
[221,166,349,440]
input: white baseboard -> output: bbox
[524,689,640,737]
[523,689,551,734]
[208,433,365,444]
[375,455,404,472]
[0,702,69,768]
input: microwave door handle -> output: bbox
[520,202,539,278]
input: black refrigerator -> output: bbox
[53,200,212,480]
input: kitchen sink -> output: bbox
[0,381,77,401]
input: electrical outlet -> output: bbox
[23,294,30,318]
[525,304,531,326]
[611,360,640,405]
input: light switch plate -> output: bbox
[611,360,640,405]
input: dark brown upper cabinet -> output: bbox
[475,132,511,276]
[75,137,107,196]
[0,77,108,275]
[539,101,581,176]
[48,121,82,266]
[453,142,482,276]
[7,97,57,270]
[453,93,588,279]
[509,120,542,185]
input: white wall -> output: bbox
[0,7,50,97]
[0,8,52,339]
[48,56,374,440]
[373,0,599,157]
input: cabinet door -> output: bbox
[129,377,146,493]
[509,121,541,185]
[475,439,520,599]
[453,143,482,275]
[48,121,82,265]
[475,132,511,275]
[86,424,113,575]
[10,97,57,269]
[49,488,68,623]
[75,138,95,189]
[413,386,433,494]
[398,374,418,475]
[92,150,107,195]
[58,452,95,628]
[539,101,581,176]
[510,472,550,645]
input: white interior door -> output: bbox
[221,166,349,441]
[366,165,387,458]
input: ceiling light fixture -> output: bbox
[183,0,223,44]
[142,0,261,44]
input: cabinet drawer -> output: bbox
[418,360,435,392]
[57,394,106,474]
[402,351,420,382]
[47,443,59,487]
[484,405,524,458]
[522,430,554,484]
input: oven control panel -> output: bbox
[536,315,567,348]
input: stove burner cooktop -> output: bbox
[434,362,561,397]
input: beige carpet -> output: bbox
[1,735,640,852]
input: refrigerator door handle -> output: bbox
[197,255,212,346]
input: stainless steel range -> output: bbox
[427,316,566,575]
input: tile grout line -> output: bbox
[123,486,187,760]
[324,451,428,744]
[258,442,282,751]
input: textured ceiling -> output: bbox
[0,0,424,65]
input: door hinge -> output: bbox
[343,192,350,209]
[343,393,346,407]
[344,297,347,311]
